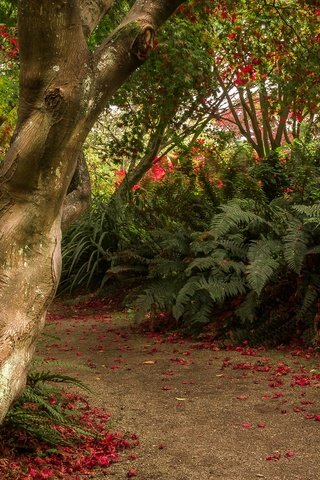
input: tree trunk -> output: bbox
[0,0,184,423]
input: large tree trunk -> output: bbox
[0,0,184,423]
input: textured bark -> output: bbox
[62,152,91,231]
[0,0,185,423]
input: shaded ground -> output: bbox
[39,297,320,480]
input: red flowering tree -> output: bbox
[94,5,227,201]
[91,0,320,206]
[206,0,320,158]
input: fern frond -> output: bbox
[210,199,267,238]
[293,203,320,219]
[173,276,202,319]
[197,277,247,302]
[27,371,91,393]
[185,256,218,274]
[218,237,247,258]
[246,239,282,295]
[283,219,309,273]
[236,291,259,323]
[297,284,318,322]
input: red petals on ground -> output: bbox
[241,423,253,429]
[285,450,295,458]
[0,393,138,480]
[266,452,281,461]
[266,450,295,461]
[127,468,138,477]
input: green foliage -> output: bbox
[119,196,320,342]
[60,162,214,293]
[246,239,282,295]
[60,197,127,292]
[0,0,17,25]
[3,370,91,446]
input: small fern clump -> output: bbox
[0,370,138,479]
[2,370,91,446]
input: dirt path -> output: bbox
[41,299,320,480]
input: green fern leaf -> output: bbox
[283,219,309,273]
[246,239,282,295]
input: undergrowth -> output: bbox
[0,370,138,480]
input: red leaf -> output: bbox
[257,421,266,428]
[241,423,252,429]
[128,469,138,477]
[285,450,295,458]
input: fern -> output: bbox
[246,239,282,295]
[236,291,259,323]
[172,276,202,320]
[134,278,184,322]
[296,284,318,322]
[210,199,267,238]
[3,370,92,446]
[27,370,91,392]
[293,203,320,219]
[283,218,309,273]
[174,275,246,321]
[197,277,247,302]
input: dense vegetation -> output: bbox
[1,0,320,347]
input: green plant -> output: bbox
[2,370,91,446]
[128,196,320,343]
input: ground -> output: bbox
[34,295,320,480]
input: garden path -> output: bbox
[42,297,320,480]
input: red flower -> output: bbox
[39,469,53,479]
[115,169,126,177]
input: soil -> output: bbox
[40,296,320,480]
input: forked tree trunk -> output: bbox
[0,0,183,423]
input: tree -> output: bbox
[90,6,224,202]
[0,0,184,423]
[207,0,320,157]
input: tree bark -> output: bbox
[0,0,184,423]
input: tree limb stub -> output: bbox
[131,25,155,60]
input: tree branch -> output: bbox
[61,151,91,231]
[244,86,265,156]
[80,0,114,37]
[87,0,184,122]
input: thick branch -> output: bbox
[258,85,272,155]
[244,86,265,156]
[87,0,184,122]
[217,73,259,153]
[61,151,91,231]
[111,120,167,203]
